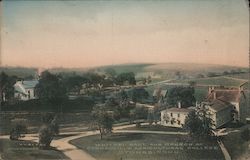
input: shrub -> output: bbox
[39,125,53,149]
[9,118,27,140]
[241,128,250,141]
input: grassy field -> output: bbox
[222,130,249,160]
[170,76,248,87]
[0,139,69,160]
[70,133,224,160]
[226,73,249,80]
[122,125,184,132]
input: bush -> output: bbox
[241,128,250,141]
[9,118,27,140]
[39,125,53,149]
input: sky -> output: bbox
[1,0,249,68]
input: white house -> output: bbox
[161,103,194,128]
[207,86,248,122]
[14,80,39,101]
[197,99,233,129]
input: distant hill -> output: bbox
[0,67,37,78]
[1,63,248,79]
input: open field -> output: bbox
[70,133,224,160]
[121,125,184,132]
[0,139,69,160]
[226,72,249,80]
[169,76,248,87]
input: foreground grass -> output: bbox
[0,139,69,160]
[222,130,249,160]
[70,133,224,160]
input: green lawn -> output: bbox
[222,130,250,160]
[0,139,69,160]
[123,125,184,132]
[170,76,247,87]
[70,133,224,160]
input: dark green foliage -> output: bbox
[131,88,149,103]
[39,125,53,149]
[2,98,94,112]
[36,71,67,111]
[63,75,87,93]
[207,72,218,77]
[130,106,148,122]
[167,87,196,107]
[184,111,213,138]
[0,72,17,104]
[184,111,202,136]
[241,128,250,141]
[41,113,59,136]
[104,68,117,78]
[91,105,115,139]
[115,72,136,85]
[9,120,27,140]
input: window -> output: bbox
[177,113,180,118]
[170,113,173,117]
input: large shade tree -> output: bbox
[0,72,16,108]
[35,71,67,111]
[91,105,114,140]
[167,87,196,107]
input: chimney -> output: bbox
[178,101,181,108]
[208,86,215,94]
[213,91,216,100]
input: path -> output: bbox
[0,124,188,160]
[217,140,231,160]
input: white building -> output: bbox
[161,103,194,128]
[197,100,233,129]
[14,80,39,101]
[207,86,248,122]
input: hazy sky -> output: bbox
[1,0,249,68]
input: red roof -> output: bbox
[207,89,244,102]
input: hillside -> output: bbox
[0,63,248,80]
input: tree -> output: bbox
[130,106,148,124]
[39,125,53,149]
[184,111,202,136]
[0,72,16,107]
[184,110,213,138]
[35,71,67,111]
[207,72,217,77]
[115,72,136,85]
[9,118,27,140]
[105,68,117,78]
[91,105,114,139]
[131,88,149,103]
[241,128,250,141]
[63,75,87,94]
[167,87,196,107]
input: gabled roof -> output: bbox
[153,89,167,97]
[20,80,39,89]
[207,89,243,103]
[207,99,232,112]
[14,80,39,95]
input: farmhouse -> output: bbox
[207,86,247,122]
[160,103,194,128]
[197,100,233,129]
[14,80,39,101]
